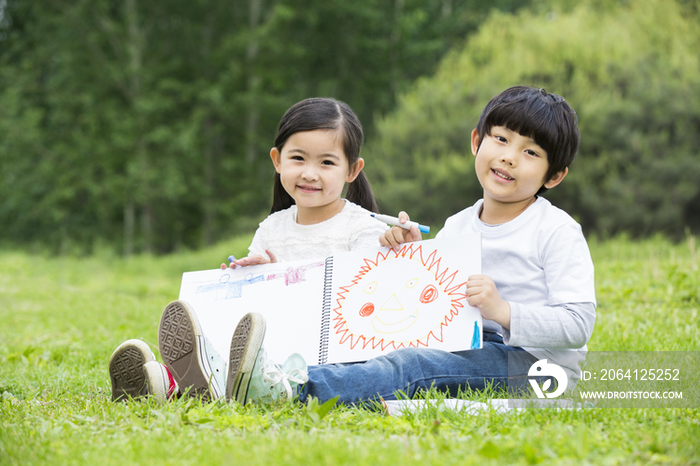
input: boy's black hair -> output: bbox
[475,86,580,194]
[270,97,378,214]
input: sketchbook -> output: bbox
[177,235,482,366]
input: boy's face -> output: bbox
[471,126,567,209]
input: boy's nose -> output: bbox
[500,155,514,166]
[500,148,518,166]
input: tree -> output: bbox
[0,0,535,254]
[366,0,700,238]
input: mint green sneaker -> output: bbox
[158,300,226,401]
[227,313,308,404]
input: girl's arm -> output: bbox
[220,249,278,269]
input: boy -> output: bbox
[225,85,596,405]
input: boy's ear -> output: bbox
[471,129,480,156]
[346,157,365,183]
[270,147,282,174]
[543,167,569,189]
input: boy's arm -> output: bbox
[466,276,595,348]
[503,223,596,349]
[379,211,423,250]
[504,301,596,349]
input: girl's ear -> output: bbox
[270,147,282,174]
[471,128,480,157]
[346,157,365,183]
[544,167,569,189]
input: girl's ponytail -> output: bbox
[346,171,378,214]
[270,172,295,214]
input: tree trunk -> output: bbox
[245,0,263,164]
[125,0,152,253]
[124,201,135,257]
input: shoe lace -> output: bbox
[260,354,308,399]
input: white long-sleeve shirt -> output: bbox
[437,197,597,379]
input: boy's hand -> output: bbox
[220,250,278,269]
[467,275,511,329]
[379,211,423,250]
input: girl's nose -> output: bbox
[301,166,319,180]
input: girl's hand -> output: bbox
[466,275,511,329]
[379,211,422,250]
[220,250,278,269]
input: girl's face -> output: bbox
[270,129,364,224]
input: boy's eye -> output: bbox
[525,149,539,157]
[321,160,336,166]
[291,155,304,161]
[494,135,507,143]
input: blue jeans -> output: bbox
[298,332,536,405]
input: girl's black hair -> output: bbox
[270,97,378,214]
[475,86,580,194]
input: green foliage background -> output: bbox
[0,0,531,254]
[366,0,700,239]
[1,0,699,254]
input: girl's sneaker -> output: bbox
[158,300,226,401]
[143,361,179,401]
[109,339,177,401]
[227,312,308,404]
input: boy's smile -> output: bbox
[472,126,567,224]
[270,129,363,225]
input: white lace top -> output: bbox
[248,200,388,262]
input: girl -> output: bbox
[109,97,388,402]
[225,97,385,268]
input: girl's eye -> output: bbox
[291,155,304,161]
[322,160,336,166]
[525,149,539,157]
[494,135,507,143]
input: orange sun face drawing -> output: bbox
[332,243,468,351]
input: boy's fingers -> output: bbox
[408,225,422,242]
[379,233,391,248]
[390,226,408,249]
[266,249,278,263]
[379,229,398,249]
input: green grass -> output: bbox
[1,234,699,465]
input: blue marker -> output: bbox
[371,213,430,235]
[228,255,236,263]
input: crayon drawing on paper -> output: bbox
[332,243,477,352]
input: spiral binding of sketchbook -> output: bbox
[319,256,334,364]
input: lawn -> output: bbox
[1,234,698,465]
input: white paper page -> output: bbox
[324,234,482,364]
[178,260,327,365]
